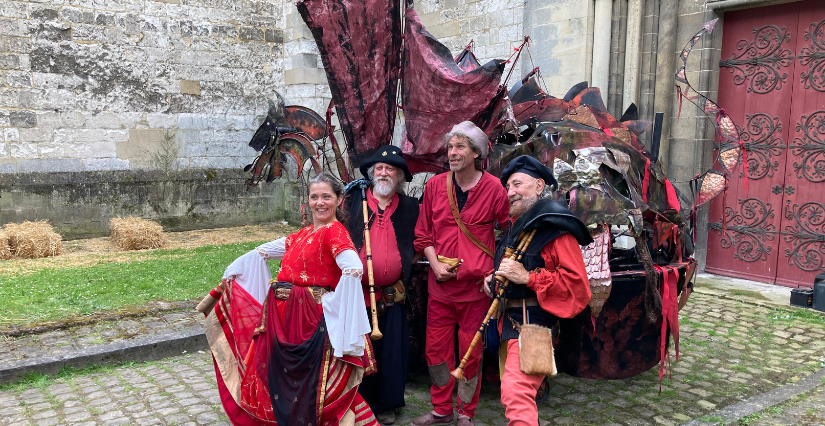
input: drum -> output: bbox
[554,259,689,379]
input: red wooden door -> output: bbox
[706,2,800,283]
[708,0,825,287]
[775,2,825,287]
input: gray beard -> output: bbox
[509,195,538,218]
[374,179,395,197]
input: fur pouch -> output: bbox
[393,280,405,303]
[518,324,557,376]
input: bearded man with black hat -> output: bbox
[345,145,419,425]
[485,155,592,426]
[413,122,510,426]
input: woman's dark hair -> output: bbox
[308,172,348,226]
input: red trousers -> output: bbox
[500,340,545,426]
[425,295,488,418]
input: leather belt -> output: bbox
[270,281,330,304]
[505,297,539,309]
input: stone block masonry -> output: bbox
[0,0,288,173]
[0,0,299,233]
[0,0,599,235]
[0,169,305,239]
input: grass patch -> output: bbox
[0,364,120,392]
[766,308,825,326]
[738,412,763,425]
[649,389,677,401]
[0,241,280,327]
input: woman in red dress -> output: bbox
[198,172,378,426]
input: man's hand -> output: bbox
[482,273,494,298]
[422,246,457,283]
[495,258,530,285]
[431,260,457,282]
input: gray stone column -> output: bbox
[607,0,627,118]
[592,0,613,103]
[653,0,678,166]
[523,0,594,96]
[622,0,642,111]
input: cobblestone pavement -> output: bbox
[1,292,824,425]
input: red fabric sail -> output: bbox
[400,8,506,174]
[296,0,401,166]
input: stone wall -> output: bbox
[0,169,304,239]
[0,0,300,235]
[0,0,287,172]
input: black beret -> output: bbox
[500,155,558,190]
[359,145,413,182]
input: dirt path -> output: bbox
[0,224,297,276]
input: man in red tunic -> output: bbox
[413,121,510,426]
[487,155,592,426]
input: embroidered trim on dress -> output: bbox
[342,268,363,279]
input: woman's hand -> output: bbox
[495,258,530,285]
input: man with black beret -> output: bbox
[485,155,592,426]
[345,145,418,425]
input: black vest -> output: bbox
[494,225,566,341]
[345,189,419,288]
[494,226,566,299]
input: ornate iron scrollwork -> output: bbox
[719,25,794,93]
[709,198,776,262]
[710,198,825,272]
[782,201,825,272]
[733,113,785,180]
[797,18,825,92]
[791,110,825,182]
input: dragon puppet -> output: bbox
[242,4,740,381]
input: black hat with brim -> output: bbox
[500,155,558,190]
[359,145,413,182]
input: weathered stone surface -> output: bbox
[9,110,36,127]
[0,0,291,229]
[265,28,283,43]
[0,168,304,237]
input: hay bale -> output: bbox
[5,221,64,259]
[110,217,168,250]
[0,229,10,260]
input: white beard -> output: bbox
[373,178,395,197]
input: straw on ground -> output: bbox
[4,221,63,259]
[110,217,168,251]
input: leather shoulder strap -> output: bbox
[446,171,494,258]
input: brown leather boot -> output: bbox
[411,411,455,425]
